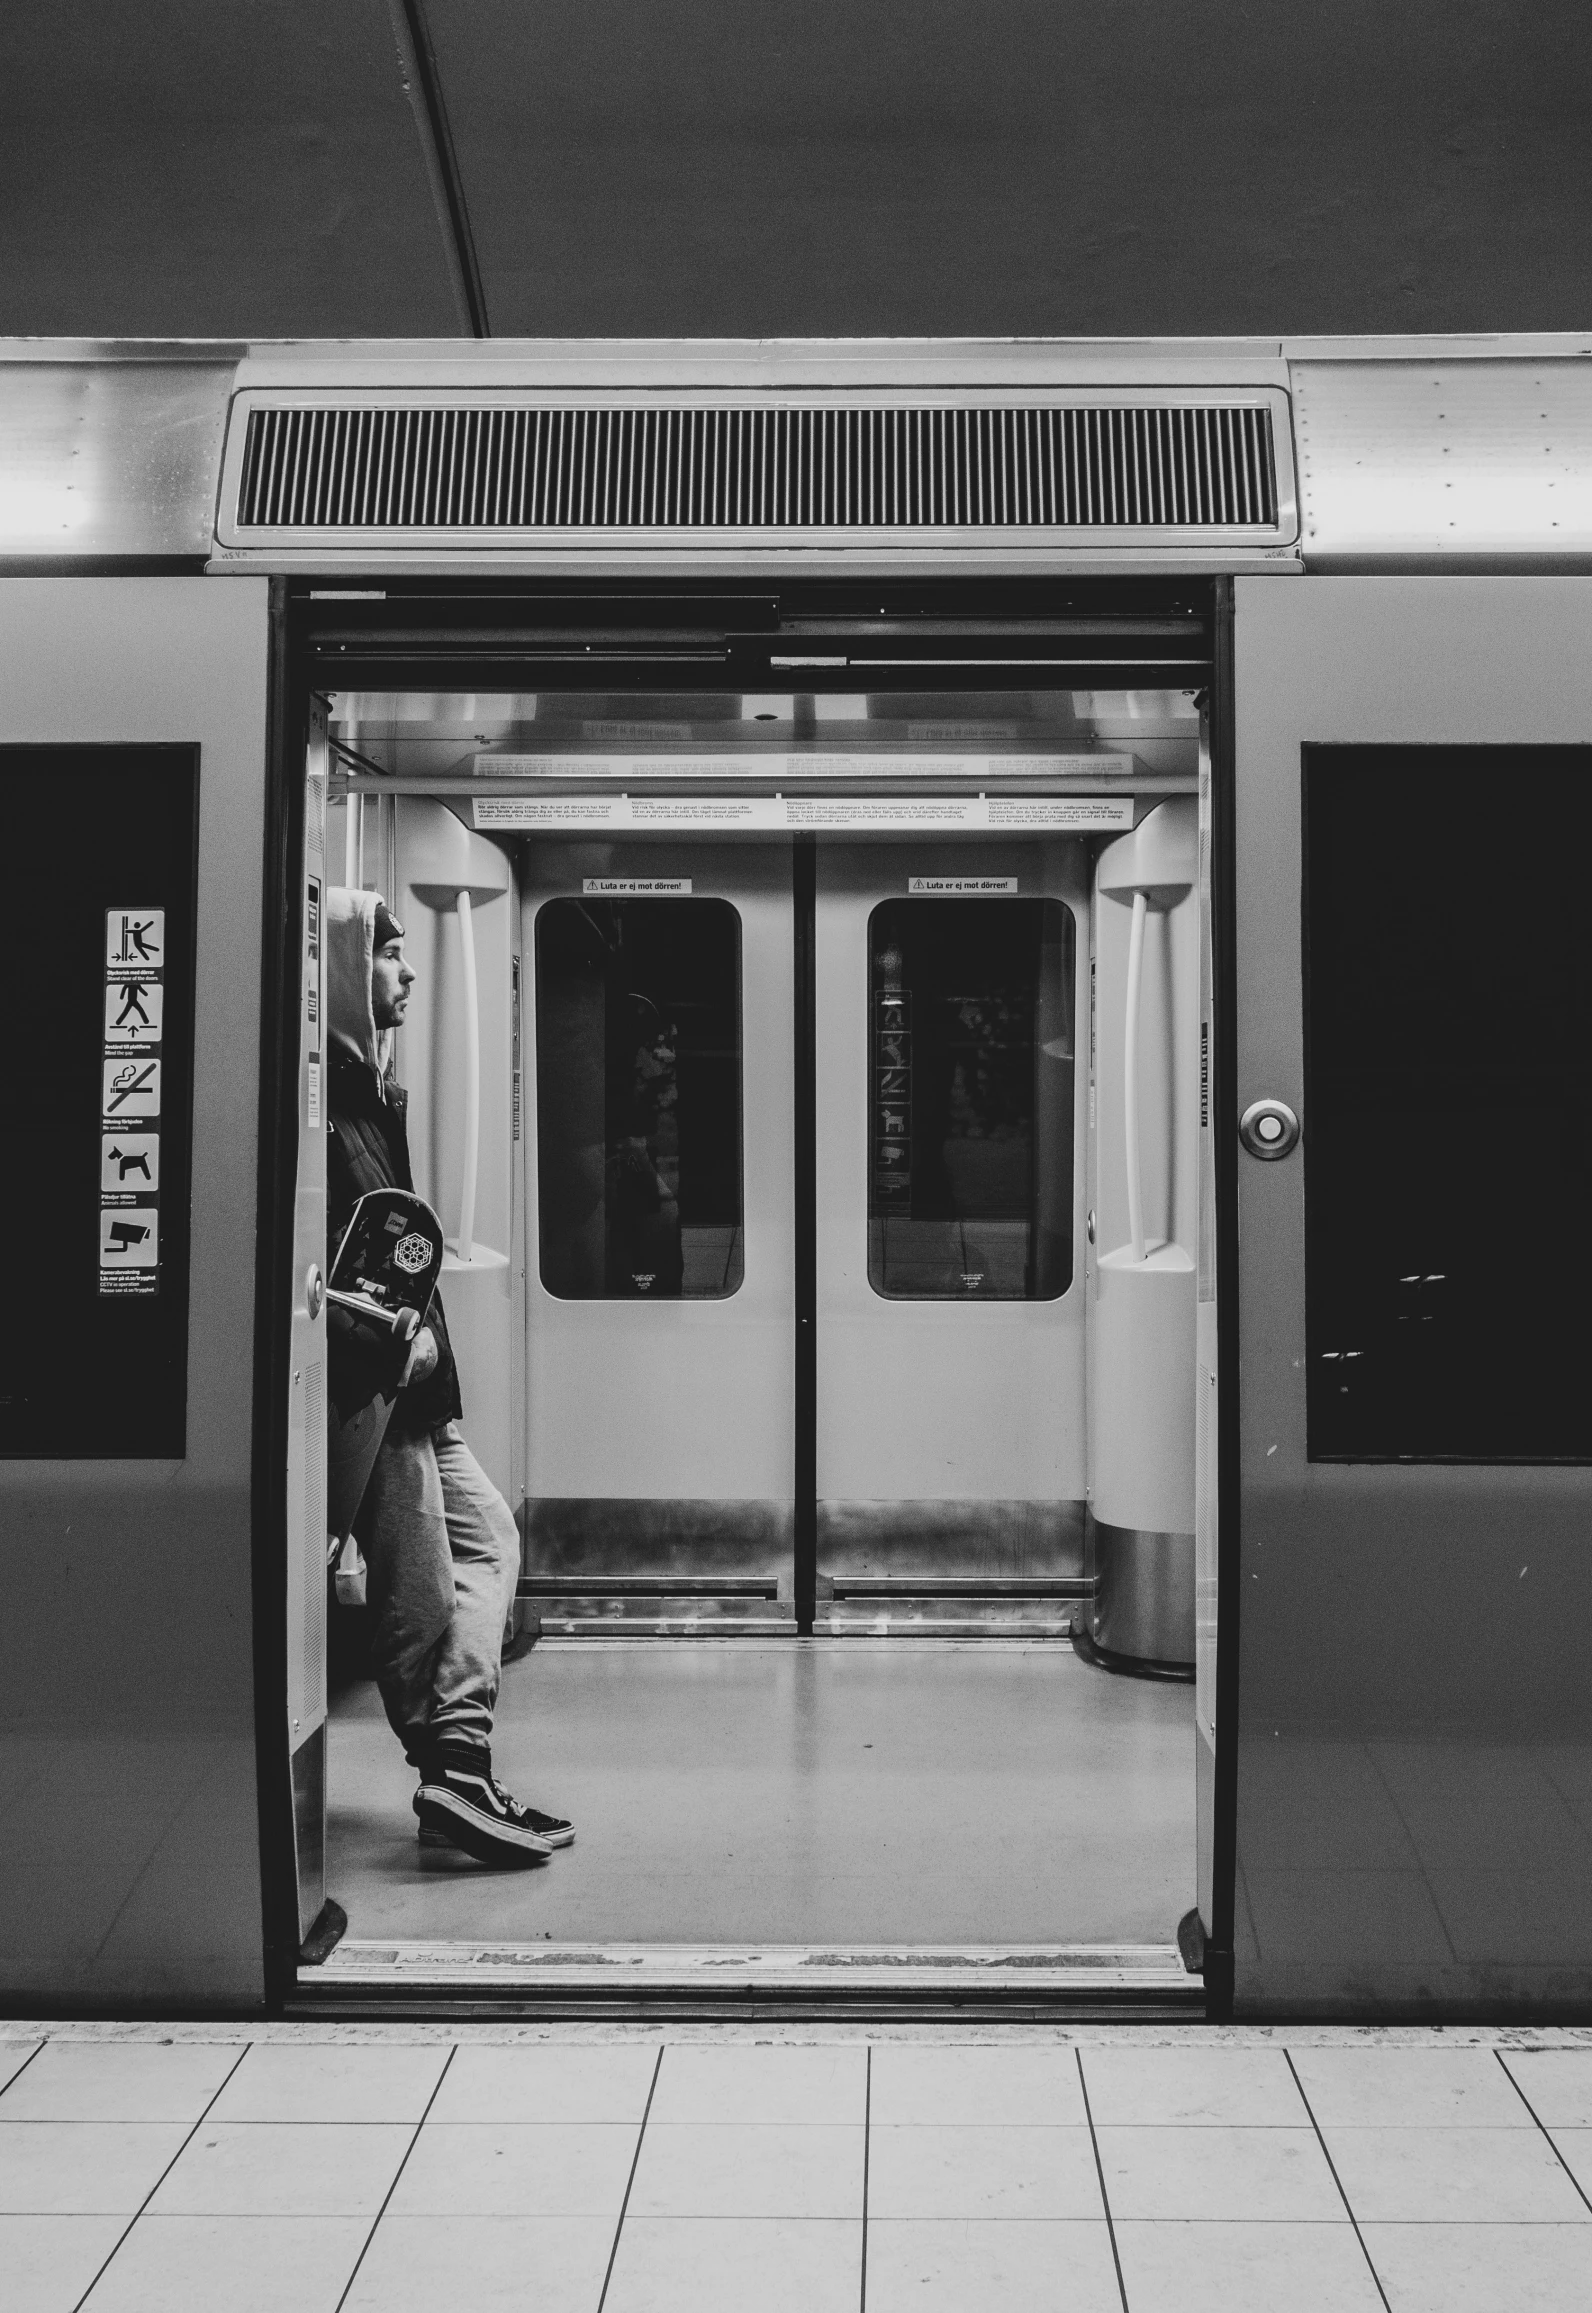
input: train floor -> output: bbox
[6,2023,1592,2312]
[324,1637,1194,1950]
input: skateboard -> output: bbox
[325,1188,446,1553]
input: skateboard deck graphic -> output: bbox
[325,1189,446,1547]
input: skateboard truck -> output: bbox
[324,1287,420,1346]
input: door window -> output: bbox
[1305,744,1592,1459]
[867,897,1075,1300]
[535,897,743,1299]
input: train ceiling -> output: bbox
[3,0,1592,341]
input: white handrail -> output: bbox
[456,890,479,1264]
[344,791,362,888]
[1124,887,1147,1262]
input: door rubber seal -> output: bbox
[1069,1610,1195,1684]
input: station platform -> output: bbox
[3,2023,1591,2310]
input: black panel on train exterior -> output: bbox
[294,577,1213,695]
[868,898,1074,1301]
[536,897,744,1300]
[0,746,197,1457]
[1304,744,1592,1463]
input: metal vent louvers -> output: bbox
[234,402,1279,532]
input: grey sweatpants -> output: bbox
[355,1419,521,1763]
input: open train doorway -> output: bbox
[282,592,1223,2007]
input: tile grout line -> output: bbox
[1282,2050,1392,2311]
[597,2043,664,2313]
[1075,2049,1129,2313]
[1494,2049,1592,2215]
[332,2041,459,2313]
[70,2041,253,2313]
[859,2044,871,2313]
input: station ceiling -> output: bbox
[4,1,1591,341]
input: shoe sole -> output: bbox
[414,1788,553,1863]
[419,1821,575,1852]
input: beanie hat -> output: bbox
[372,900,405,949]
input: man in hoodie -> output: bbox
[325,887,573,1866]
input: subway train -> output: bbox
[3,335,1590,2020]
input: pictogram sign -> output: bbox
[104,977,164,1045]
[100,907,167,1296]
[101,1133,161,1200]
[105,909,165,971]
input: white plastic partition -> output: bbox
[454,889,480,1263]
[398,799,517,1500]
[1087,799,1200,1663]
[1123,887,1149,1262]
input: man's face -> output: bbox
[372,937,416,1030]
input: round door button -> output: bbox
[1239,1098,1300,1160]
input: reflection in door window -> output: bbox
[868,899,1075,1300]
[535,899,743,1299]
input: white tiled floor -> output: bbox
[2,2026,1591,2311]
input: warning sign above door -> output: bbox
[909,876,1019,894]
[582,877,693,894]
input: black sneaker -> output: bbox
[413,1747,566,1865]
[417,1804,575,1854]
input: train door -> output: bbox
[522,841,797,1625]
[1230,577,1592,2015]
[517,815,1200,1644]
[286,702,329,1947]
[814,842,1090,1626]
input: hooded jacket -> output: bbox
[324,887,462,1433]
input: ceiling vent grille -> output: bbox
[232,402,1279,533]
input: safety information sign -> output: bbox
[102,1055,162,1119]
[476,794,1136,835]
[908,876,1020,894]
[100,906,166,1295]
[582,877,693,894]
[101,1132,160,1200]
[105,909,165,972]
[103,977,164,1044]
[100,1208,160,1281]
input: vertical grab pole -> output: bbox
[344,792,362,888]
[1124,887,1148,1262]
[456,889,479,1264]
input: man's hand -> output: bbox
[403,1325,439,1387]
